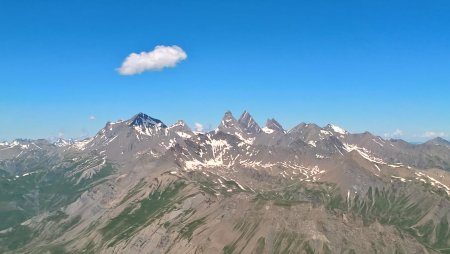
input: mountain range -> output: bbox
[1,111,450,253]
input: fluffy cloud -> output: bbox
[194,123,203,132]
[383,129,403,139]
[422,131,448,138]
[117,45,187,75]
[89,116,96,121]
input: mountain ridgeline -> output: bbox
[1,111,450,253]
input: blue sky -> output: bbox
[1,0,449,141]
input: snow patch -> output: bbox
[415,172,450,195]
[320,130,331,136]
[343,143,386,164]
[308,140,317,147]
[372,138,385,147]
[391,176,406,182]
[329,124,347,135]
[73,138,93,150]
[176,131,191,139]
[262,127,274,134]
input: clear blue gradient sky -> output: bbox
[0,0,449,141]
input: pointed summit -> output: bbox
[238,111,261,135]
[216,111,249,138]
[129,113,167,128]
[265,118,284,132]
[170,120,187,128]
[169,120,193,138]
[169,120,191,132]
[325,124,347,135]
[219,111,239,129]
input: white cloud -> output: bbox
[117,45,187,75]
[194,123,203,132]
[422,131,448,138]
[89,116,96,121]
[383,129,403,139]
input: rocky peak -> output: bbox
[170,120,187,128]
[129,113,167,129]
[265,118,284,133]
[218,111,240,130]
[238,111,261,135]
[324,124,348,135]
[169,120,192,133]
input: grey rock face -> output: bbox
[238,111,261,135]
[265,118,284,132]
[217,111,242,133]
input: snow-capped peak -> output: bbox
[54,138,74,147]
[169,120,186,129]
[327,124,347,135]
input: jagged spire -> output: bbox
[238,111,261,135]
[266,118,284,132]
[219,111,238,129]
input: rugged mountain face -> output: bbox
[265,118,284,133]
[1,111,450,254]
[238,111,261,135]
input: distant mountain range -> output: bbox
[1,111,450,253]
